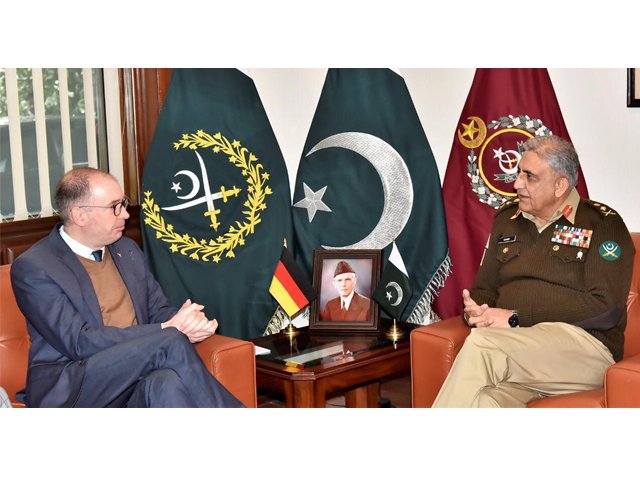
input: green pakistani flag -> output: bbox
[292,68,450,324]
[373,242,412,320]
[141,69,292,339]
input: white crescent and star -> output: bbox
[296,132,414,250]
[293,183,332,222]
[163,152,241,212]
[173,170,200,200]
[164,132,414,253]
[493,147,521,175]
[385,281,404,306]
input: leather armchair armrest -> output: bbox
[605,353,640,407]
[195,334,257,408]
[410,316,470,407]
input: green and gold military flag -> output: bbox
[292,69,450,325]
[141,69,292,339]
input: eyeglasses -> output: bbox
[78,197,131,216]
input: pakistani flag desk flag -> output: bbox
[433,68,590,319]
[269,244,316,318]
[141,69,292,339]
[292,69,450,325]
[373,242,412,321]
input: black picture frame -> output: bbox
[309,249,381,332]
[628,68,640,107]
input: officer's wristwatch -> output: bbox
[508,310,519,328]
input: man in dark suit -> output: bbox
[10,167,243,408]
[320,261,371,322]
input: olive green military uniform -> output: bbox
[433,190,635,407]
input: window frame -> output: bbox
[0,68,172,263]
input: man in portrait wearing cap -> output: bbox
[320,260,371,322]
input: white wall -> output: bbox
[250,68,640,232]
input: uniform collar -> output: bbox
[511,188,580,232]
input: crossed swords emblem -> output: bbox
[162,151,241,231]
[492,146,522,183]
[601,242,620,259]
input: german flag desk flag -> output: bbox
[269,245,316,318]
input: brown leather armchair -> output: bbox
[0,264,257,407]
[411,232,640,408]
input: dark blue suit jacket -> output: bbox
[10,225,178,407]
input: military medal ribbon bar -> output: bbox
[551,225,593,249]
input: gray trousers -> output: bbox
[0,386,11,408]
[74,328,243,408]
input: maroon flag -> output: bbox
[433,69,589,319]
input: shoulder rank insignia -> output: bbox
[599,206,617,217]
[599,241,621,261]
[588,200,617,217]
[551,225,593,249]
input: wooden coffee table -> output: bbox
[252,319,417,408]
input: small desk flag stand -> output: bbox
[283,314,299,338]
[385,317,404,342]
[270,237,315,339]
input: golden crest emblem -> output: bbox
[142,130,272,263]
[458,115,552,208]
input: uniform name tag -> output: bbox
[498,235,516,244]
[551,225,593,249]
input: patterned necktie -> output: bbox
[91,250,103,262]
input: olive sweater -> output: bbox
[471,197,634,361]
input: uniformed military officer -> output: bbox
[433,135,635,408]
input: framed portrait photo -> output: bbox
[309,249,382,332]
[628,68,640,107]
